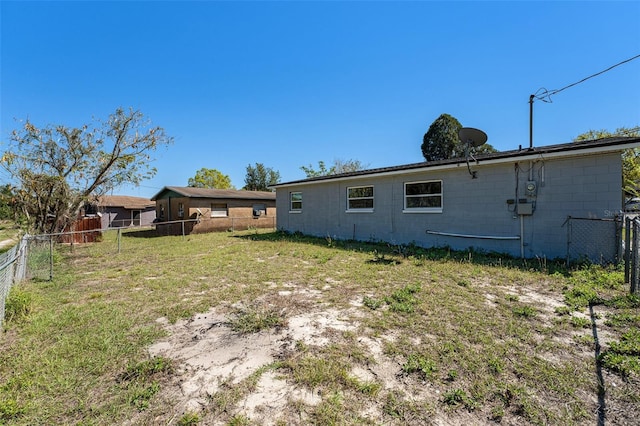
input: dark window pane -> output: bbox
[348,186,373,198]
[349,199,374,209]
[405,181,441,195]
[406,196,441,208]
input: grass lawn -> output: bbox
[1,229,639,425]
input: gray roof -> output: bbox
[151,186,276,201]
[97,195,154,209]
[274,136,640,187]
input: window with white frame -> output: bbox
[177,202,185,218]
[290,192,302,211]
[347,185,374,211]
[211,203,228,217]
[404,180,442,212]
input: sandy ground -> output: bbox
[0,239,16,250]
[132,285,638,426]
[148,308,338,423]
[136,285,421,425]
[145,293,372,424]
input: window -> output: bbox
[404,181,442,213]
[158,204,165,220]
[252,203,267,217]
[211,203,228,217]
[132,210,141,226]
[347,186,374,211]
[290,192,302,211]
[178,202,184,218]
[84,203,98,215]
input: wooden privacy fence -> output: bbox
[60,217,102,244]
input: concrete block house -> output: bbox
[273,137,640,263]
[151,187,276,235]
[89,195,156,228]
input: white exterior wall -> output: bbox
[276,152,622,260]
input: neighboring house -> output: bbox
[151,186,276,235]
[92,195,156,228]
[273,137,640,263]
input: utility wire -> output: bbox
[534,54,640,103]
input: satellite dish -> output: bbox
[458,127,487,179]
[458,127,488,147]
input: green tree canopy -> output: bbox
[300,158,369,178]
[1,108,173,233]
[421,113,462,161]
[187,168,234,189]
[243,163,280,191]
[574,126,640,197]
[0,184,17,221]
[421,113,497,162]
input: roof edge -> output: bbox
[273,137,640,188]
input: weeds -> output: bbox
[402,354,438,380]
[117,357,173,411]
[177,412,200,426]
[118,356,174,383]
[128,381,160,411]
[570,316,591,328]
[0,398,24,422]
[442,388,471,408]
[228,305,286,334]
[512,305,537,318]
[4,287,32,325]
[600,329,640,377]
[384,283,421,313]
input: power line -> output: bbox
[534,54,640,103]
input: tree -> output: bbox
[243,163,280,191]
[300,160,332,178]
[188,168,234,189]
[421,113,497,162]
[0,184,17,220]
[574,126,640,197]
[300,158,369,178]
[1,108,173,233]
[421,113,462,161]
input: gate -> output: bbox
[565,216,621,265]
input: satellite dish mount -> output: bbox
[458,127,488,179]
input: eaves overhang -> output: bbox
[272,137,640,189]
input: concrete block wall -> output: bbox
[276,152,622,260]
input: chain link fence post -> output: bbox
[632,221,637,294]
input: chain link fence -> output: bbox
[0,237,28,329]
[565,216,622,265]
[1,219,279,326]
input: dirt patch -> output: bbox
[129,283,637,426]
[144,299,367,424]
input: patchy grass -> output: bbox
[228,305,286,334]
[0,229,638,424]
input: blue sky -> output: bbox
[2,1,639,198]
